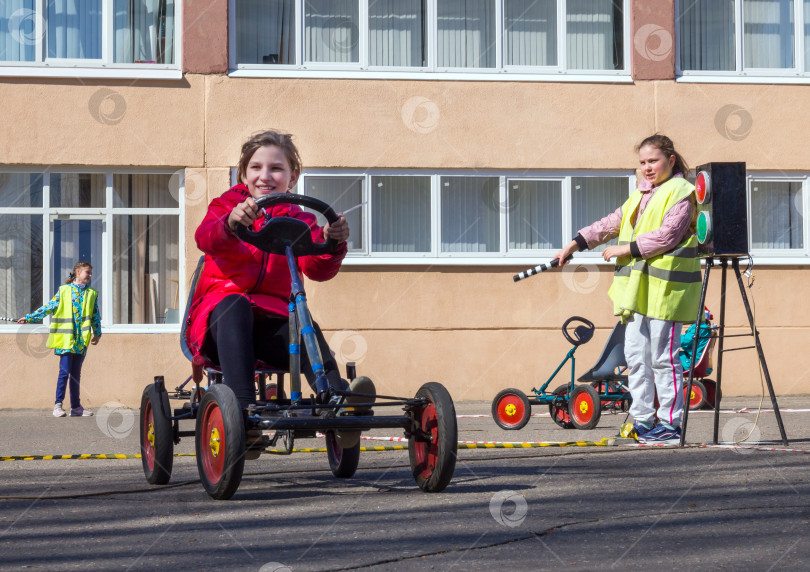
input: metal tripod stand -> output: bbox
[680,257,788,447]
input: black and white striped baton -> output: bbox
[513,255,573,282]
[0,316,20,322]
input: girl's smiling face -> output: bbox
[638,144,676,186]
[242,145,300,199]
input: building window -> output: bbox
[0,1,179,77]
[750,179,804,251]
[508,179,563,250]
[371,175,432,253]
[678,0,810,77]
[296,170,635,261]
[232,0,628,78]
[440,176,500,252]
[0,169,182,330]
[370,0,427,67]
[571,176,627,251]
[303,176,365,252]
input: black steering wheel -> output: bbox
[234,194,339,257]
[562,316,595,346]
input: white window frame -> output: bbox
[0,166,186,333]
[747,172,810,260]
[677,0,810,84]
[0,0,182,79]
[298,168,636,265]
[228,0,632,83]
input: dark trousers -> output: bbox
[55,352,85,409]
[202,294,342,408]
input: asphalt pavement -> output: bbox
[1,395,809,571]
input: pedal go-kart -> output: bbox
[492,316,620,431]
[139,194,457,500]
[491,317,719,432]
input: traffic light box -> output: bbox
[694,162,748,256]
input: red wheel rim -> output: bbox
[572,392,595,425]
[413,403,438,479]
[200,402,225,484]
[687,385,703,408]
[495,394,525,428]
[143,400,155,471]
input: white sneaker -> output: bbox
[53,404,66,417]
[70,407,94,417]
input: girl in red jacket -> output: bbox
[186,130,351,409]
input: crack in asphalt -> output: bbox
[325,502,810,571]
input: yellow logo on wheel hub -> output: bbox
[578,401,589,414]
[209,427,221,457]
[505,403,517,417]
[147,423,155,447]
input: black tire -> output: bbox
[569,384,601,430]
[549,384,575,429]
[325,430,360,478]
[139,384,174,485]
[195,384,246,500]
[491,388,531,430]
[408,382,457,493]
[685,379,708,410]
[702,378,717,408]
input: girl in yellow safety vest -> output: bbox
[554,134,701,445]
[17,261,101,418]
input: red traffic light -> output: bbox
[695,171,711,204]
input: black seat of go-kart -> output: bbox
[179,256,205,363]
[577,321,627,383]
[179,256,288,374]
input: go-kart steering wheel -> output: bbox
[234,193,339,257]
[562,316,595,346]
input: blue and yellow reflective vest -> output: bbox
[46,284,99,350]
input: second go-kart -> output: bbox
[492,317,719,433]
[491,316,626,432]
[139,193,457,500]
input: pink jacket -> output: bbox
[578,175,695,258]
[185,185,347,357]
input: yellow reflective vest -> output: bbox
[47,284,98,350]
[607,177,701,323]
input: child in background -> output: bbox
[18,261,101,417]
[554,134,701,444]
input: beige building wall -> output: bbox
[1,0,808,409]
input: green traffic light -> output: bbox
[696,211,712,244]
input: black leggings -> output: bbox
[202,294,342,408]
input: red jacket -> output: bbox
[185,185,347,357]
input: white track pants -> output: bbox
[624,314,684,427]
